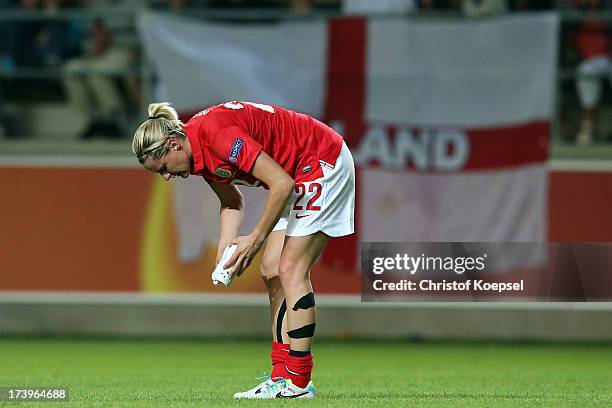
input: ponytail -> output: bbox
[132,102,185,163]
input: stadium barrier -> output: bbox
[0,292,610,341]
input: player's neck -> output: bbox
[178,133,195,173]
[181,137,193,162]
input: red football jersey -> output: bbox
[183,101,343,188]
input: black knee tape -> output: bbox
[287,323,316,339]
[276,300,287,343]
[292,292,315,311]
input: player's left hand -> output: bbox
[225,234,264,277]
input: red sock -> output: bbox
[270,342,290,381]
[284,351,314,389]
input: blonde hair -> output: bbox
[132,102,186,163]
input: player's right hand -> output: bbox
[225,234,264,277]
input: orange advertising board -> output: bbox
[0,167,359,293]
[1,166,611,293]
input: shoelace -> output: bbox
[256,372,288,393]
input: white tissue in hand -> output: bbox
[211,244,237,287]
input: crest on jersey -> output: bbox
[229,139,244,163]
[213,168,233,178]
[302,165,312,174]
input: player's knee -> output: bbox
[278,261,304,290]
[260,257,279,279]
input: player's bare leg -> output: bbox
[261,230,289,345]
[276,231,329,396]
[234,230,289,399]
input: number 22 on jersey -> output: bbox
[293,182,322,211]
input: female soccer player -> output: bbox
[132,101,355,399]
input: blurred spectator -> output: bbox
[62,17,133,139]
[286,0,341,15]
[342,0,417,14]
[13,0,81,68]
[511,0,553,10]
[149,0,190,10]
[462,0,507,17]
[207,0,278,7]
[290,0,311,14]
[202,0,340,17]
[419,0,460,11]
[573,0,611,145]
[555,0,610,8]
[0,1,17,72]
[0,0,17,137]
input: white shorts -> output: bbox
[272,141,355,237]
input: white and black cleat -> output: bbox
[233,374,316,399]
[275,380,316,399]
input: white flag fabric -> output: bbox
[366,16,558,126]
[138,12,558,267]
[138,12,327,117]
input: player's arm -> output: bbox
[226,151,295,275]
[208,181,244,265]
[250,151,295,242]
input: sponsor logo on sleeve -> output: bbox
[229,139,245,163]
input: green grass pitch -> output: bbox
[0,338,610,407]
